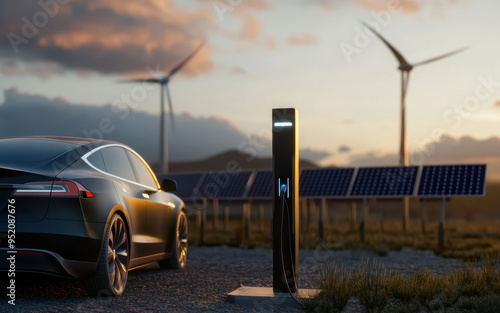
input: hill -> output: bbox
[150,149,319,173]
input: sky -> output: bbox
[0,0,499,178]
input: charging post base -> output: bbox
[227,286,319,305]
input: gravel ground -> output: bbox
[0,246,466,313]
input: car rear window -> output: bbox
[0,139,78,163]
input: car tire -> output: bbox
[159,210,188,269]
[83,213,129,297]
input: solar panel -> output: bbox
[160,173,204,200]
[417,164,486,196]
[350,166,418,197]
[194,171,253,199]
[247,171,273,199]
[300,168,354,198]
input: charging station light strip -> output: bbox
[274,122,293,127]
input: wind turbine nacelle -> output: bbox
[398,63,413,71]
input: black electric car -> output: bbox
[0,137,187,296]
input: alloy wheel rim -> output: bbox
[177,213,188,267]
[107,216,128,294]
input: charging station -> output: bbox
[272,108,299,293]
[228,108,318,306]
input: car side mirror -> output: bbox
[161,179,177,192]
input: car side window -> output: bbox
[99,147,136,182]
[126,150,158,189]
[86,150,106,172]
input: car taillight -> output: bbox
[75,182,94,198]
[14,181,94,198]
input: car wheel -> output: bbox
[84,213,129,296]
[159,210,188,269]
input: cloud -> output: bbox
[290,0,339,12]
[205,0,273,49]
[0,57,64,78]
[265,37,276,49]
[0,87,247,163]
[240,15,261,41]
[316,0,339,12]
[197,0,270,13]
[231,66,247,75]
[218,14,266,46]
[354,0,420,14]
[347,135,500,180]
[0,1,214,76]
[348,151,398,167]
[0,88,331,166]
[339,145,351,153]
[495,100,500,108]
[292,0,460,16]
[219,0,271,15]
[300,148,333,162]
[233,0,270,12]
[286,34,320,46]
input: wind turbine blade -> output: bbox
[363,22,409,65]
[165,84,175,132]
[166,42,205,78]
[118,78,162,83]
[412,46,469,67]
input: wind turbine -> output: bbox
[120,43,204,174]
[363,23,467,166]
[364,23,467,232]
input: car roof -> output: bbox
[1,136,120,149]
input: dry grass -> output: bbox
[304,254,500,313]
[187,214,500,262]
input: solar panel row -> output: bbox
[161,164,486,200]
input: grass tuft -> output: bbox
[303,263,353,313]
[412,269,442,311]
[353,259,393,313]
[389,272,416,305]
